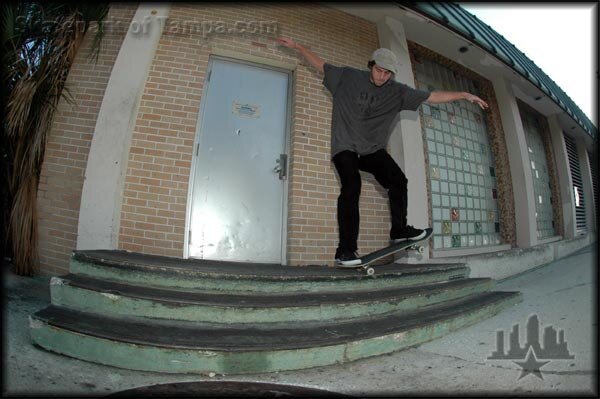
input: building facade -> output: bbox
[37,3,597,276]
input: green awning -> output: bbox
[400,2,597,141]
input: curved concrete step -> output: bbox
[30,291,522,374]
[50,273,495,323]
[71,250,469,293]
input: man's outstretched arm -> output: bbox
[427,91,489,110]
[276,37,325,75]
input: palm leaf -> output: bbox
[3,2,109,275]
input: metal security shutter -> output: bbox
[589,150,598,225]
[564,134,586,235]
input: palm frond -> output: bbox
[9,174,38,276]
[4,3,109,275]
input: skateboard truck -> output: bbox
[359,243,425,276]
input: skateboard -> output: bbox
[337,228,433,276]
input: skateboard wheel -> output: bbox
[366,267,375,276]
[418,246,425,254]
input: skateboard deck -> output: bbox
[337,228,433,275]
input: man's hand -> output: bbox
[274,36,325,75]
[276,37,297,50]
[464,93,489,110]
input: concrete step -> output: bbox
[50,273,495,324]
[29,290,522,374]
[71,250,470,294]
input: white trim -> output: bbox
[548,115,576,239]
[491,76,537,248]
[77,4,171,250]
[376,16,430,261]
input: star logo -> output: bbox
[488,314,574,381]
[513,348,550,380]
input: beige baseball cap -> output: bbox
[371,48,399,74]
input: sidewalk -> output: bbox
[3,245,597,396]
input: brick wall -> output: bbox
[118,4,385,264]
[37,4,138,275]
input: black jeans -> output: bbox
[332,149,408,253]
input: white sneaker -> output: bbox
[335,251,361,266]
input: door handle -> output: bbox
[274,154,288,180]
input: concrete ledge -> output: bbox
[537,235,563,245]
[426,234,594,280]
[553,233,593,260]
[431,244,512,258]
[460,245,554,280]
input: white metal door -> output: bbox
[188,57,290,263]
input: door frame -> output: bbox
[183,54,293,264]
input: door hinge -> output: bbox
[195,143,199,156]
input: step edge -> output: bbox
[29,292,522,374]
[51,278,497,324]
[32,291,522,351]
[54,274,494,308]
[71,252,468,282]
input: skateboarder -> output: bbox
[276,37,488,266]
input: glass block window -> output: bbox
[521,110,556,239]
[414,58,501,250]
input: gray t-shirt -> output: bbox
[323,63,430,157]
